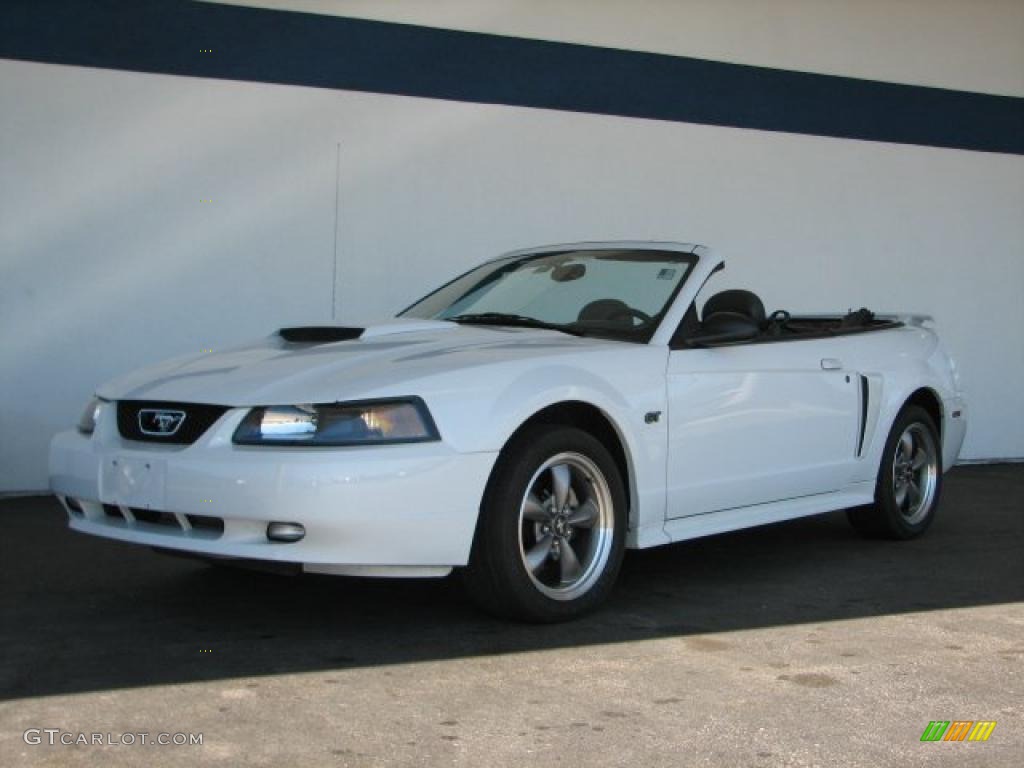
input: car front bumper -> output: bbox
[49,405,497,576]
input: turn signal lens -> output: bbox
[77,397,103,435]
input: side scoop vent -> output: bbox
[278,326,364,343]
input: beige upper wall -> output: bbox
[206,0,1024,97]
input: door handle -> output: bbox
[820,358,843,370]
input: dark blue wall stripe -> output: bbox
[2,0,1022,155]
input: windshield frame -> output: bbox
[398,247,699,344]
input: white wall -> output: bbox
[2,1,1022,491]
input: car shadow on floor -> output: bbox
[1,465,1021,701]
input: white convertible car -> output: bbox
[50,242,966,621]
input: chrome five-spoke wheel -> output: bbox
[464,425,626,621]
[518,452,615,601]
[848,404,943,540]
[891,422,939,525]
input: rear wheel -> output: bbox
[848,405,942,539]
[463,425,626,622]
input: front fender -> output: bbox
[424,350,669,544]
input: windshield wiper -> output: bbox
[446,312,584,336]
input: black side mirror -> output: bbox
[684,312,760,347]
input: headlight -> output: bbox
[232,398,439,446]
[77,396,103,435]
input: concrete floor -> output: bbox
[0,464,1021,767]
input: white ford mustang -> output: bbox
[50,242,967,621]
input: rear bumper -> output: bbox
[49,404,497,573]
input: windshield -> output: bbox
[400,249,697,342]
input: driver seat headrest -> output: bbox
[703,289,766,327]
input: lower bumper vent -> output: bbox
[97,503,224,536]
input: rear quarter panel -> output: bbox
[830,324,963,481]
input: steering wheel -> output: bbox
[609,307,653,326]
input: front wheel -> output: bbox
[463,425,627,622]
[848,405,942,539]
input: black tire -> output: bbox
[847,405,943,540]
[463,425,627,622]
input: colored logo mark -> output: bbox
[920,721,996,742]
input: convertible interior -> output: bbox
[576,290,900,346]
[670,289,902,347]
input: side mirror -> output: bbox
[684,312,760,347]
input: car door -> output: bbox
[666,336,860,519]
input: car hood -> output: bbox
[97,319,618,405]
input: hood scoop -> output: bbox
[278,326,364,343]
[277,319,456,345]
